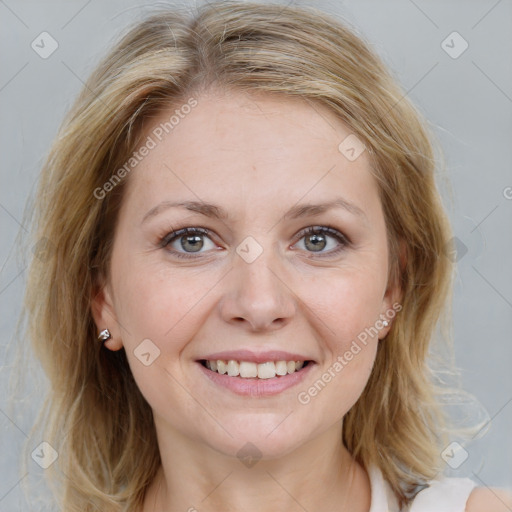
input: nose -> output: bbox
[218,248,296,333]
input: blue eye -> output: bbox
[160,225,349,260]
[293,226,349,257]
[160,227,217,259]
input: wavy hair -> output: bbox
[18,1,456,510]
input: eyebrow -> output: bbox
[141,197,367,224]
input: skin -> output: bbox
[467,489,512,511]
[91,87,403,512]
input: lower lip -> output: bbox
[197,361,315,397]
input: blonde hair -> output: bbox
[19,1,456,510]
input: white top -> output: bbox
[368,465,477,512]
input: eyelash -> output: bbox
[159,225,350,260]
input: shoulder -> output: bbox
[465,487,512,512]
[406,477,511,512]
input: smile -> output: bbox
[201,359,309,379]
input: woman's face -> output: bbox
[93,88,399,460]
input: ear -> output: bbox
[379,239,406,339]
[91,280,124,351]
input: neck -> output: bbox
[143,421,371,512]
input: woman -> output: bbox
[21,1,511,511]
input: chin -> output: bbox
[204,418,312,461]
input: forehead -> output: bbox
[121,89,380,222]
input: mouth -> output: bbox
[196,350,316,396]
[199,359,312,379]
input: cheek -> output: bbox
[293,263,385,408]
[301,264,387,349]
[110,261,210,416]
[297,286,380,422]
[111,253,222,356]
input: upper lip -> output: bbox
[198,350,314,364]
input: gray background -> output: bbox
[1,0,511,509]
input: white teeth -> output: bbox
[227,360,239,377]
[239,361,258,378]
[275,360,288,375]
[204,359,308,378]
[257,362,276,379]
[217,360,228,375]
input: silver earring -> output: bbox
[97,329,112,342]
[382,320,389,327]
